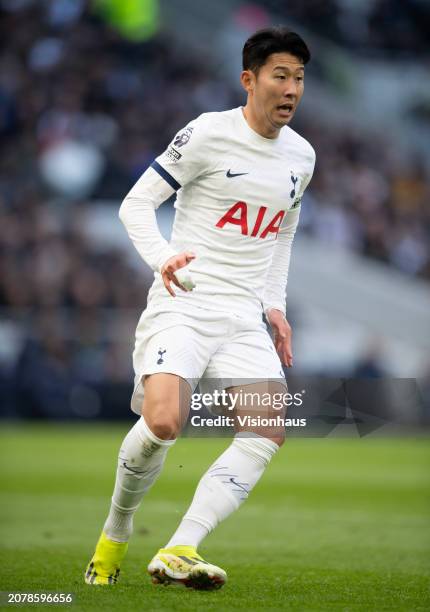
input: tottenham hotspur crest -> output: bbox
[157,349,166,364]
[290,172,299,199]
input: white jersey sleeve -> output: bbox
[151,115,213,190]
[262,163,315,315]
[119,115,214,272]
[119,167,177,271]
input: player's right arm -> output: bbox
[119,167,195,295]
[119,115,211,296]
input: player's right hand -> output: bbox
[160,251,196,297]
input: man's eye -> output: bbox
[276,75,286,80]
[296,76,304,82]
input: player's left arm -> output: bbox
[264,206,300,367]
[264,161,315,367]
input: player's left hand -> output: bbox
[266,308,293,367]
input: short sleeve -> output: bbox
[151,114,212,190]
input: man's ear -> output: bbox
[240,70,255,93]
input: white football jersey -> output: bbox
[147,106,315,318]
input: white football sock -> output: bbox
[165,433,278,548]
[104,416,175,542]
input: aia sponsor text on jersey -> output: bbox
[216,201,286,239]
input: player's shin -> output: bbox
[165,433,278,548]
[103,416,176,542]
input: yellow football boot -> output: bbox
[147,545,227,590]
[84,532,128,585]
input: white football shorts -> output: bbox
[130,306,286,415]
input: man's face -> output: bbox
[244,52,305,131]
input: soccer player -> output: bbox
[85,26,315,590]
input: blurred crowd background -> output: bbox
[0,0,429,422]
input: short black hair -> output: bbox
[242,26,311,74]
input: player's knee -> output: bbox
[143,405,181,440]
[146,414,179,440]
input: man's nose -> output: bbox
[283,77,298,97]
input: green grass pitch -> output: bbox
[0,424,429,611]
